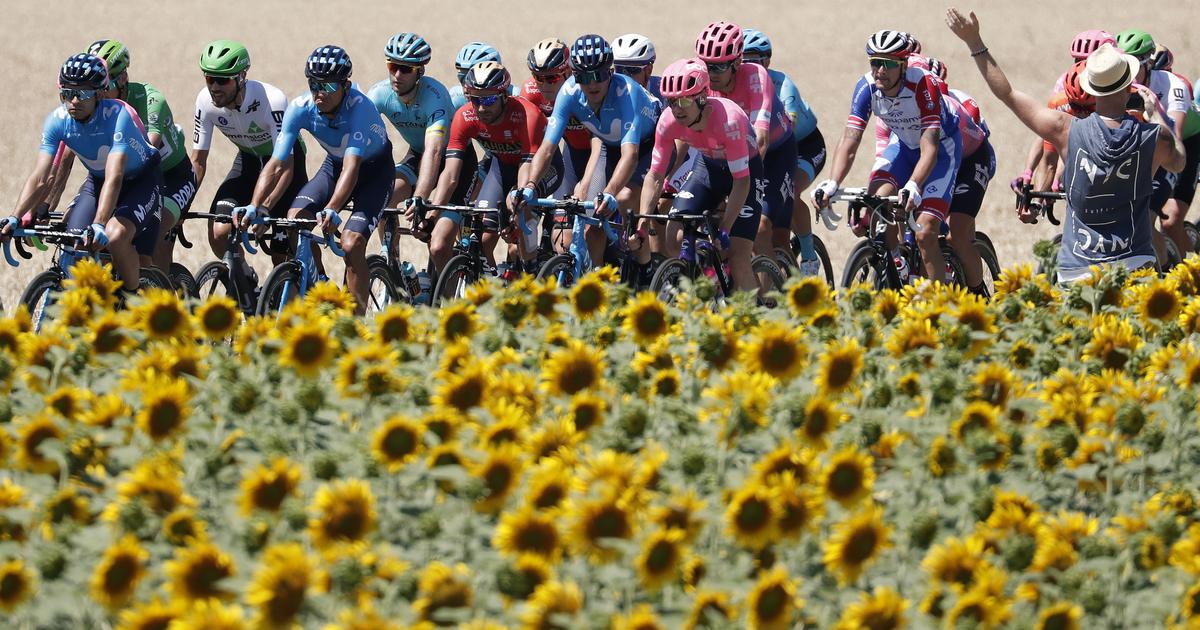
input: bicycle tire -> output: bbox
[195,261,234,300]
[939,241,969,288]
[789,234,837,287]
[431,254,475,306]
[840,241,880,289]
[364,256,404,313]
[774,247,797,276]
[752,255,787,296]
[649,257,691,305]
[19,270,64,333]
[1186,221,1200,254]
[255,261,303,317]
[536,253,577,287]
[1164,237,1183,271]
[168,262,198,299]
[140,266,174,291]
[974,232,1001,297]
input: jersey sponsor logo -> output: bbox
[617,84,629,97]
[246,100,261,113]
[247,121,266,134]
[218,116,229,126]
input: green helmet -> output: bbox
[1115,29,1155,58]
[200,39,250,77]
[87,39,130,77]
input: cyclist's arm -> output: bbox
[415,129,446,200]
[190,148,209,190]
[43,145,74,214]
[641,118,677,214]
[574,137,602,199]
[909,127,941,189]
[429,156,463,206]
[1021,135,1043,179]
[1144,88,1186,173]
[828,126,864,185]
[250,102,304,208]
[723,175,751,233]
[639,170,666,215]
[94,151,127,226]
[746,65,772,157]
[262,153,296,210]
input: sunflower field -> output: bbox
[6,257,1200,629]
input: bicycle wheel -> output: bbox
[1165,237,1183,271]
[19,270,64,332]
[939,242,969,288]
[789,234,837,287]
[536,253,577,287]
[974,232,1001,297]
[255,261,303,317]
[140,266,174,291]
[168,262,198,298]
[1186,221,1200,254]
[364,256,404,313]
[840,241,880,289]
[195,261,233,300]
[649,257,691,305]
[774,247,797,276]
[431,254,475,306]
[752,255,787,297]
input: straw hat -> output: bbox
[1081,43,1139,97]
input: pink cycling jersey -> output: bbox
[708,62,792,148]
[649,96,756,179]
[946,88,987,156]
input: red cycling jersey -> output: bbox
[520,78,592,151]
[446,95,547,167]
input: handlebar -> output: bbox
[251,216,345,257]
[4,227,86,268]
[1015,183,1063,226]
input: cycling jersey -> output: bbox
[650,97,756,179]
[709,62,792,149]
[849,65,959,151]
[445,96,546,167]
[765,67,818,140]
[367,77,453,153]
[274,88,389,162]
[520,78,592,151]
[1147,69,1192,118]
[545,73,657,148]
[448,83,521,110]
[945,89,988,157]
[123,82,186,171]
[194,80,301,157]
[40,99,156,178]
[646,75,663,104]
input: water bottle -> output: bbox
[399,261,421,298]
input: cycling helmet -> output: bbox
[305,45,353,80]
[455,42,501,71]
[926,57,947,81]
[385,32,432,65]
[1115,29,1155,59]
[527,38,569,73]
[1152,43,1174,72]
[659,57,709,99]
[87,39,130,77]
[463,61,512,95]
[200,39,250,77]
[742,29,772,58]
[1064,60,1094,110]
[613,33,656,64]
[866,30,909,58]
[569,34,613,72]
[1070,29,1114,61]
[695,21,743,63]
[904,33,922,55]
[59,53,109,89]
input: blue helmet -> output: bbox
[570,34,613,72]
[385,32,432,65]
[742,29,772,57]
[305,45,353,80]
[455,42,501,71]
[59,53,109,89]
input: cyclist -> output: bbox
[190,39,308,264]
[613,33,662,103]
[520,34,658,272]
[813,29,963,284]
[946,9,1185,282]
[87,40,194,273]
[448,42,519,109]
[235,45,393,315]
[2,54,162,288]
[696,21,797,261]
[431,61,561,275]
[639,57,761,292]
[1117,29,1199,259]
[742,28,825,277]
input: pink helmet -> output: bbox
[1070,29,1114,60]
[660,57,709,98]
[695,21,744,63]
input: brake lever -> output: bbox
[819,206,841,231]
[2,240,18,267]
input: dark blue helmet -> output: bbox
[570,34,613,72]
[305,45,353,80]
[59,53,109,89]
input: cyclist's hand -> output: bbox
[850,214,870,238]
[716,228,732,251]
[899,181,922,214]
[400,196,421,219]
[946,8,983,46]
[315,208,339,233]
[0,216,17,242]
[232,205,258,230]
[596,192,619,218]
[1010,169,1033,194]
[812,179,838,208]
[1135,84,1163,121]
[1017,204,1039,224]
[85,223,109,249]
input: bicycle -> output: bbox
[368,202,436,307]
[4,224,172,331]
[189,209,265,315]
[824,188,967,290]
[253,216,348,317]
[421,201,503,305]
[161,217,201,298]
[531,197,620,287]
[647,212,786,306]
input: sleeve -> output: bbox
[192,89,215,150]
[648,113,679,177]
[270,99,306,162]
[521,100,546,161]
[723,108,753,178]
[39,110,62,155]
[846,76,872,130]
[618,79,647,145]
[266,85,289,135]
[343,98,379,158]
[444,107,472,158]
[1165,73,1192,114]
[367,82,390,118]
[746,65,772,131]
[777,72,801,125]
[542,80,573,147]
[426,83,453,136]
[915,75,942,131]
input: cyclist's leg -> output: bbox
[1162,133,1200,255]
[525,149,565,270]
[760,136,797,253]
[913,136,961,284]
[792,128,826,267]
[108,164,164,288]
[866,137,912,251]
[290,157,338,276]
[152,158,197,270]
[583,144,615,265]
[731,155,766,293]
[473,156,508,269]
[1150,169,1177,267]
[208,152,258,258]
[268,151,311,265]
[344,144,394,314]
[551,144,586,253]
[386,149,420,258]
[670,156,721,268]
[948,140,995,290]
[65,177,98,233]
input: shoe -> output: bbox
[798,259,823,278]
[893,257,911,284]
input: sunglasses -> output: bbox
[668,96,698,109]
[468,94,502,107]
[308,79,341,94]
[533,72,566,84]
[743,55,769,65]
[615,64,649,76]
[456,69,468,84]
[387,62,421,75]
[705,61,734,74]
[60,88,97,101]
[204,75,234,86]
[573,68,612,85]
[869,58,902,69]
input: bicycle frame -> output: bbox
[255,216,345,317]
[638,212,735,296]
[4,227,95,329]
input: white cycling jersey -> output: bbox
[192,80,292,157]
[1147,69,1192,116]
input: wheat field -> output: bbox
[1,0,1195,307]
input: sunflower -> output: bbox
[822,503,893,586]
[135,376,191,441]
[0,316,25,357]
[772,473,823,541]
[725,481,780,551]
[542,340,606,396]
[65,257,122,309]
[246,543,320,629]
[494,506,562,561]
[322,606,403,630]
[412,561,473,621]
[972,363,1018,407]
[439,302,478,342]
[41,482,92,529]
[524,457,579,513]
[164,508,209,546]
[611,604,665,630]
[91,534,149,610]
[527,418,582,461]
[822,447,876,508]
[529,276,560,318]
[833,586,909,630]
[569,493,636,563]
[745,566,802,630]
[786,275,830,316]
[635,528,687,591]
[427,442,467,492]
[375,303,415,343]
[116,597,184,630]
[371,416,423,473]
[434,360,490,412]
[754,442,817,485]
[741,322,807,382]
[308,479,377,550]
[58,286,100,327]
[652,492,707,545]
[571,274,608,317]
[702,370,774,441]
[650,368,681,397]
[565,392,607,433]
[944,590,1012,629]
[0,558,35,613]
[519,579,583,629]
[623,292,671,344]
[922,536,988,590]
[886,318,939,357]
[195,295,240,340]
[797,396,844,450]
[684,590,736,629]
[303,280,356,315]
[239,458,302,515]
[133,288,192,340]
[279,319,334,377]
[1081,315,1142,371]
[17,414,64,474]
[1034,601,1083,630]
[927,436,958,478]
[1180,298,1200,335]
[1181,582,1200,620]
[816,337,863,395]
[164,542,236,604]
[952,401,1000,442]
[1136,278,1182,322]
[79,392,128,428]
[473,444,524,513]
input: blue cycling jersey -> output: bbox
[545,73,657,147]
[766,68,818,140]
[273,88,388,162]
[368,77,453,153]
[40,99,156,178]
[448,83,521,111]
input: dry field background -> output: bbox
[1,0,1196,307]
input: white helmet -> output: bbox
[613,33,656,64]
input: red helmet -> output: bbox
[660,57,709,99]
[1064,60,1095,112]
[695,21,743,63]
[1070,29,1115,60]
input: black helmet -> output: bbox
[305,45,353,80]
